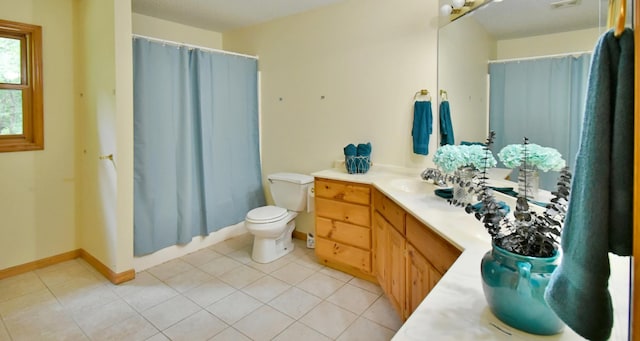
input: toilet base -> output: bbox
[251,219,296,263]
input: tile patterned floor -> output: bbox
[0,235,401,340]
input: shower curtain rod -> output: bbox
[131,34,259,60]
[488,50,591,64]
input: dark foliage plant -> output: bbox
[452,132,572,258]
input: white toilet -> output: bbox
[245,172,314,263]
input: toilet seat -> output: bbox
[246,205,288,224]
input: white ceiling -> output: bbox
[131,0,617,39]
[131,0,347,32]
[468,0,609,40]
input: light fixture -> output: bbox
[440,0,480,18]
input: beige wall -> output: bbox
[132,13,223,49]
[0,0,77,270]
[496,27,602,60]
[224,0,440,234]
[438,15,496,144]
[75,0,133,273]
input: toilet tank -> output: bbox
[268,173,314,212]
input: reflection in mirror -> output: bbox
[437,0,618,190]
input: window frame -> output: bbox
[0,19,43,152]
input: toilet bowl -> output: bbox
[244,173,313,263]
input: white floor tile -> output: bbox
[181,248,223,267]
[206,291,262,325]
[270,262,316,285]
[91,314,158,341]
[226,247,254,265]
[217,265,265,289]
[121,281,178,313]
[110,271,163,298]
[208,327,251,341]
[0,289,59,319]
[241,276,291,303]
[0,272,47,303]
[3,305,87,341]
[162,310,227,341]
[348,277,384,296]
[319,266,355,282]
[268,287,322,320]
[49,277,119,313]
[144,332,170,341]
[140,295,201,330]
[0,319,9,341]
[336,316,396,341]
[72,299,137,338]
[182,278,236,308]
[233,305,294,341]
[299,301,358,339]
[147,259,196,281]
[272,321,331,341]
[362,296,403,331]
[297,272,345,299]
[246,256,293,274]
[294,252,324,271]
[163,267,214,293]
[326,283,379,315]
[0,237,401,341]
[35,260,96,288]
[198,257,243,277]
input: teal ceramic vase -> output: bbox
[480,244,564,335]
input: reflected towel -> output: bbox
[412,101,433,155]
[544,28,634,341]
[434,188,453,199]
[439,101,455,145]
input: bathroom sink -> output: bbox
[389,178,430,194]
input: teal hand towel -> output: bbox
[544,28,634,341]
[357,142,372,156]
[344,144,357,173]
[439,100,455,145]
[344,143,357,156]
[412,101,433,155]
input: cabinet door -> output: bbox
[373,212,388,287]
[406,243,439,317]
[387,224,406,319]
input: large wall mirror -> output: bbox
[436,0,626,190]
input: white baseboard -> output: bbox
[133,222,249,272]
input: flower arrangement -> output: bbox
[433,144,497,174]
[456,132,572,257]
[497,143,566,172]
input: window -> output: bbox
[0,19,43,152]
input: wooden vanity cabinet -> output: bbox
[372,188,462,320]
[314,178,375,281]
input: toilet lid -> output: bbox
[246,206,288,223]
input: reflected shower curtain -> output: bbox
[133,38,265,256]
[489,54,591,190]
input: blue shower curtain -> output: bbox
[489,54,591,190]
[133,38,265,256]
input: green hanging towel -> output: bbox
[544,28,634,341]
[412,101,433,155]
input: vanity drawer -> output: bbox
[316,237,371,273]
[316,217,370,250]
[315,197,370,227]
[373,189,405,234]
[405,214,461,275]
[315,178,371,205]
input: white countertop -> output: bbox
[311,165,630,341]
